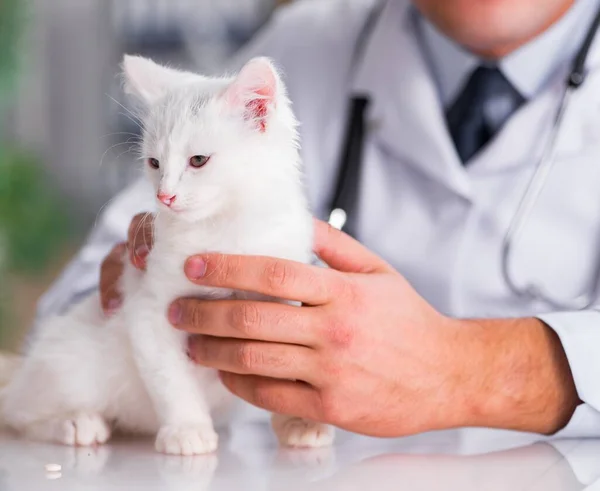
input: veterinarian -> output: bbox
[38,0,600,438]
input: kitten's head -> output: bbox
[122,55,299,222]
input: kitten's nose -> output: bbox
[157,192,177,207]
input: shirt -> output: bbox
[414,0,600,106]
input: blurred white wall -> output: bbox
[12,0,115,222]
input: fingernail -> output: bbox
[185,257,206,280]
[135,245,149,260]
[106,298,122,314]
[168,302,182,325]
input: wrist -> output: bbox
[453,317,580,434]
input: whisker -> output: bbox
[99,131,142,140]
[93,194,121,231]
[132,211,156,259]
[105,94,146,133]
[140,212,156,253]
[99,140,141,169]
[118,112,144,132]
[111,145,138,165]
[106,94,144,126]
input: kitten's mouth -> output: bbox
[156,200,183,213]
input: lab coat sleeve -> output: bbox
[33,178,155,332]
[537,310,600,437]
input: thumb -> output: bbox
[313,219,392,274]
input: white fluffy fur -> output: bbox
[1,55,334,455]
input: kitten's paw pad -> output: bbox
[155,425,218,456]
[273,417,334,448]
[59,413,111,446]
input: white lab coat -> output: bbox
[37,0,600,438]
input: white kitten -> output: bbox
[1,55,334,455]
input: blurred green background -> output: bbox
[0,0,73,349]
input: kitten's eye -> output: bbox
[189,155,210,168]
[148,158,160,169]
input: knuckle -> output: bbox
[193,337,208,360]
[231,303,260,336]
[265,260,292,292]
[235,344,261,370]
[189,303,205,329]
[312,271,332,301]
[323,314,354,349]
[336,275,356,301]
[335,276,365,313]
[213,254,241,282]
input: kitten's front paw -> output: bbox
[58,413,111,446]
[155,425,218,456]
[272,415,334,448]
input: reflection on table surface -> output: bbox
[1,422,599,490]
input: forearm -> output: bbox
[458,317,581,435]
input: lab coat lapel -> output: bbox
[465,84,558,173]
[470,33,600,172]
[351,0,471,199]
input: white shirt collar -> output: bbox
[414,0,600,106]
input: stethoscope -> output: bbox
[327,1,600,310]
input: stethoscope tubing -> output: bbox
[328,0,600,310]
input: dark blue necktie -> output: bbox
[446,66,525,163]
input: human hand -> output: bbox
[99,212,154,314]
[170,219,475,437]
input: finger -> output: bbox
[219,372,323,420]
[313,219,392,274]
[127,212,154,269]
[189,337,318,383]
[100,243,126,313]
[184,254,343,305]
[170,299,319,346]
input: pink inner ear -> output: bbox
[244,82,276,133]
[226,59,277,132]
[246,99,269,132]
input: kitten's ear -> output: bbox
[122,55,201,104]
[223,57,280,132]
